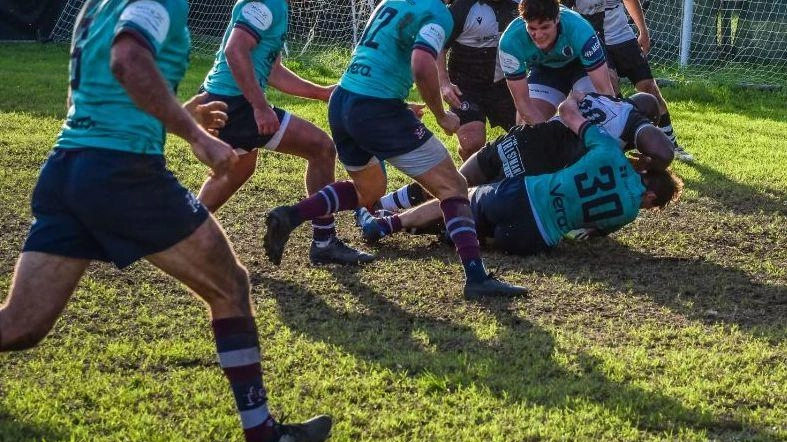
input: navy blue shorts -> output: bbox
[526,59,601,108]
[450,80,516,130]
[471,177,550,256]
[328,86,433,168]
[203,91,289,152]
[22,148,209,268]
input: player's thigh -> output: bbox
[410,154,468,201]
[273,114,335,162]
[145,216,250,314]
[1,252,89,345]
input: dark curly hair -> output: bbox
[519,0,560,21]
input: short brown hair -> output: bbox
[519,0,560,22]
[645,169,684,209]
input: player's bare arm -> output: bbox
[223,27,279,135]
[268,55,335,102]
[507,77,545,125]
[586,63,616,96]
[623,0,650,54]
[110,34,237,177]
[436,50,462,109]
[412,48,460,134]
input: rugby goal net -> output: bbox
[49,0,787,86]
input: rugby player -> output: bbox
[376,92,673,212]
[498,0,615,125]
[0,1,331,440]
[198,0,374,265]
[358,92,683,258]
[263,0,528,299]
[562,0,694,161]
[438,0,519,160]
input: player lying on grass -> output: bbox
[358,91,683,258]
[0,1,331,441]
[263,0,527,299]
[197,0,373,265]
[377,91,675,213]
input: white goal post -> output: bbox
[49,0,787,86]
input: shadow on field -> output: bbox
[255,271,770,439]
[683,162,787,218]
[0,408,66,442]
[532,238,787,340]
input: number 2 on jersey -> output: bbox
[359,6,398,49]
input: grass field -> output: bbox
[0,42,786,441]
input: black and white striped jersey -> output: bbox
[446,0,518,87]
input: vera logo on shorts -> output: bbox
[241,2,274,31]
[418,23,446,51]
[582,35,603,61]
[498,50,520,74]
[120,0,171,44]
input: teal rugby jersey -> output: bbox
[202,0,289,96]
[56,0,190,155]
[524,123,645,246]
[339,0,454,100]
[498,7,604,80]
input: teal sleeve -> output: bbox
[413,10,453,57]
[581,123,619,153]
[498,24,528,80]
[115,0,185,55]
[234,0,281,43]
[572,18,606,70]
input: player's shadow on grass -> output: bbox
[534,239,786,340]
[0,408,66,442]
[684,162,787,218]
[255,271,766,439]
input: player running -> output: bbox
[263,0,527,299]
[0,1,331,441]
[198,0,374,265]
[376,92,674,213]
[438,0,519,160]
[499,0,615,124]
[358,92,683,258]
[562,0,694,161]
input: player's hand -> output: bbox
[564,228,593,241]
[191,130,238,178]
[184,92,228,136]
[628,151,653,171]
[440,81,463,109]
[253,104,280,135]
[437,110,460,135]
[638,30,651,55]
[407,102,426,119]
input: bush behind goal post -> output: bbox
[49,0,787,86]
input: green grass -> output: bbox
[0,42,786,441]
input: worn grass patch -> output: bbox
[0,43,785,441]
